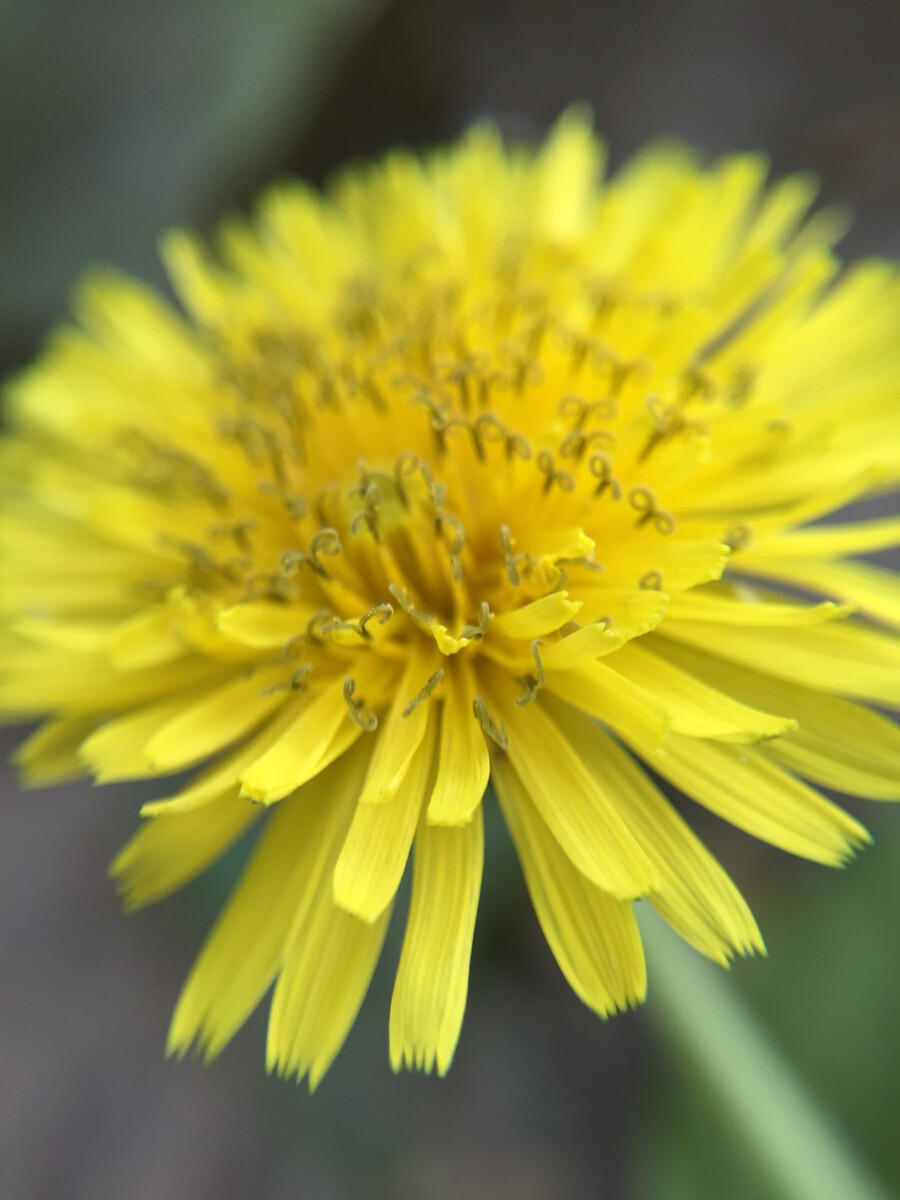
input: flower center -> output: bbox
[121,268,751,725]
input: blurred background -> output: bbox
[1,2,898,1197]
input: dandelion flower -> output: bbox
[3,113,899,1087]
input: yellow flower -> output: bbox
[3,113,899,1088]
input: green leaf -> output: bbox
[638,906,893,1200]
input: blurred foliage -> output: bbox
[0,0,380,347]
[635,821,900,1199]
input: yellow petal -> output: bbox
[489,675,658,899]
[81,696,195,782]
[662,618,900,706]
[13,714,97,786]
[605,641,796,742]
[744,171,818,251]
[143,670,288,772]
[490,591,582,641]
[632,732,870,865]
[602,539,728,593]
[552,712,763,962]
[168,744,369,1063]
[111,791,260,911]
[653,638,900,801]
[427,663,490,825]
[545,659,668,749]
[270,896,391,1090]
[140,702,303,815]
[0,652,225,717]
[665,591,849,626]
[743,559,900,630]
[160,229,231,324]
[108,605,187,669]
[492,757,646,1016]
[767,734,900,802]
[1,564,152,618]
[238,670,382,805]
[390,806,483,1074]
[12,618,109,655]
[533,108,603,241]
[170,588,261,663]
[333,709,437,921]
[358,647,432,804]
[71,268,206,369]
[216,601,319,649]
[265,742,390,1087]
[538,622,622,671]
[743,516,900,560]
[575,586,670,636]
[518,526,595,561]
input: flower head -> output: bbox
[3,113,899,1087]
